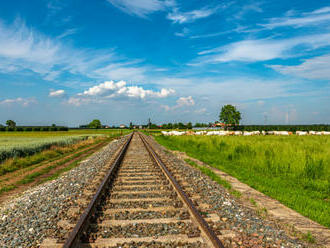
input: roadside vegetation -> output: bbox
[155,135,330,228]
[0,129,130,198]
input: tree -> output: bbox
[129,122,133,129]
[219,105,241,128]
[6,120,16,128]
[186,122,192,129]
[88,119,102,129]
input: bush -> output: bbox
[24,127,33,131]
[15,127,24,131]
[32,127,41,131]
[41,127,49,131]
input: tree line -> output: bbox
[0,120,68,131]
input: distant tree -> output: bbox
[186,122,192,129]
[88,119,102,129]
[178,122,185,129]
[219,105,241,128]
[6,120,16,128]
[150,123,158,129]
[52,124,56,127]
[167,123,173,129]
[129,122,133,129]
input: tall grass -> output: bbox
[155,135,330,228]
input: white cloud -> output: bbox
[162,95,195,111]
[176,96,195,106]
[263,6,330,29]
[197,33,330,63]
[270,54,330,80]
[167,6,218,24]
[0,97,37,107]
[68,80,175,106]
[107,0,173,17]
[49,89,66,97]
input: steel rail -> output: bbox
[139,132,225,248]
[62,133,133,248]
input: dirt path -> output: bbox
[173,151,330,248]
[0,139,106,187]
[0,140,109,204]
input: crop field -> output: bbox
[0,129,131,198]
[0,130,130,160]
[155,135,330,228]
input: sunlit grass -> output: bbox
[155,135,330,228]
[0,129,131,163]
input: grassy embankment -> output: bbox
[155,135,330,228]
[0,129,131,195]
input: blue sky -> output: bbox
[0,0,329,126]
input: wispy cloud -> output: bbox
[270,54,330,80]
[106,0,173,18]
[92,62,147,81]
[0,97,37,106]
[0,18,151,84]
[196,33,330,63]
[234,2,263,19]
[68,80,175,106]
[49,89,66,97]
[56,28,78,39]
[174,27,189,37]
[263,6,330,29]
[167,6,218,24]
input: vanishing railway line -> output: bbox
[43,132,224,248]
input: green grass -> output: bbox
[155,135,330,228]
[0,129,131,163]
[184,158,242,198]
[0,137,109,194]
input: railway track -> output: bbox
[42,132,224,248]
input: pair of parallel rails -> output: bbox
[62,132,224,248]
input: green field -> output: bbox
[0,129,130,163]
[155,135,330,228]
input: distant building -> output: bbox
[119,124,126,128]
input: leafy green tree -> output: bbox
[186,122,192,129]
[6,120,16,128]
[88,119,102,129]
[219,105,241,128]
[129,122,133,129]
[178,122,185,129]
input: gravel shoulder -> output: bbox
[173,151,330,248]
[0,135,128,248]
[148,135,319,248]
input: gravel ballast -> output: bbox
[0,136,128,248]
